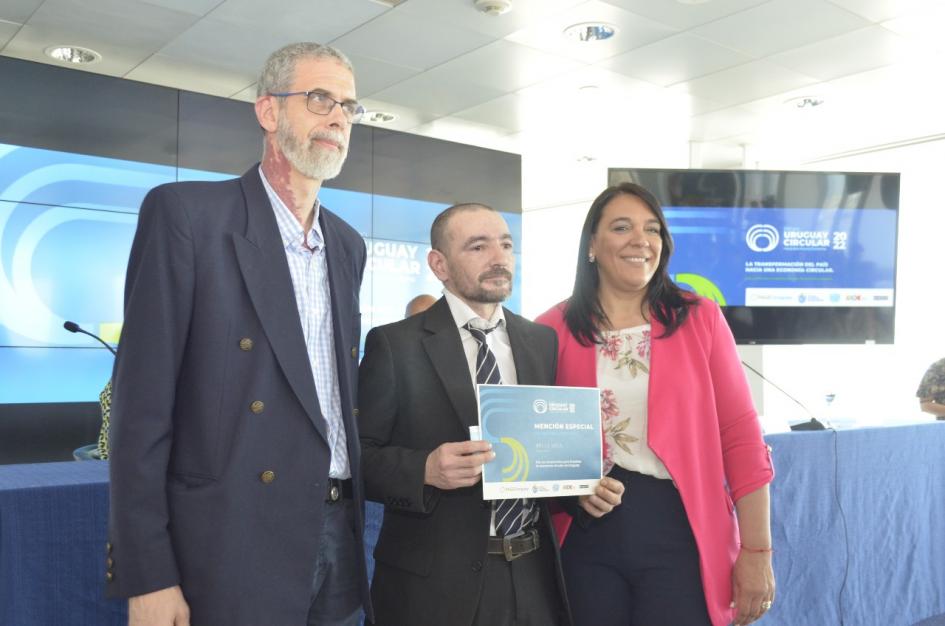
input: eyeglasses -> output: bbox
[269,90,365,123]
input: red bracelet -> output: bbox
[740,544,774,553]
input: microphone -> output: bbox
[63,321,117,356]
[740,360,826,430]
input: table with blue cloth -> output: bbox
[2,423,944,626]
[0,460,125,625]
[762,422,945,626]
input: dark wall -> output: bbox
[0,403,102,464]
[0,57,179,165]
[0,56,522,206]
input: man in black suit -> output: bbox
[358,203,623,625]
[107,43,371,626]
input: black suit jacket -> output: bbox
[358,297,570,626]
[107,167,372,625]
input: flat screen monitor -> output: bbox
[608,168,899,345]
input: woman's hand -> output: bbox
[731,485,775,624]
[577,476,624,517]
[731,549,775,625]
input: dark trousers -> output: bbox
[473,522,567,626]
[562,467,711,626]
[307,499,362,626]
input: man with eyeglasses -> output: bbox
[107,42,371,626]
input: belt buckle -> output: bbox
[501,530,538,561]
[502,535,520,561]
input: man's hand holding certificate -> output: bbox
[424,440,495,490]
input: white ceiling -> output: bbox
[2,0,944,166]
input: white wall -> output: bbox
[759,139,945,426]
[519,137,945,427]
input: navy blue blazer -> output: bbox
[107,166,371,625]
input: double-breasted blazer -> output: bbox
[107,166,372,625]
[358,297,571,626]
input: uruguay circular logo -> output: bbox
[532,399,548,414]
[746,224,780,252]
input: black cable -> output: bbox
[831,427,851,626]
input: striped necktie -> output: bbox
[464,322,538,537]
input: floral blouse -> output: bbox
[597,324,671,480]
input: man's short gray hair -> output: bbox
[256,43,355,98]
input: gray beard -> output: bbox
[276,116,347,181]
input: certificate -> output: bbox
[475,384,602,499]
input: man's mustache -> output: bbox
[309,130,347,152]
[479,269,512,282]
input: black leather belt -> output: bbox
[326,478,352,503]
[486,528,540,561]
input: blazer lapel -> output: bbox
[320,208,356,417]
[421,298,479,430]
[505,310,543,385]
[232,167,327,442]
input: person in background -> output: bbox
[917,357,945,419]
[536,182,775,626]
[96,379,112,459]
[404,293,437,317]
[358,203,623,626]
[107,42,371,626]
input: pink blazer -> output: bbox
[536,297,774,626]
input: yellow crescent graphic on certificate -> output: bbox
[500,437,529,482]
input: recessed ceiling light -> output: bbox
[473,0,513,17]
[44,45,101,65]
[563,23,617,43]
[365,111,397,124]
[784,95,826,110]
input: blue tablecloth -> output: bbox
[763,423,945,626]
[2,423,944,626]
[0,461,125,625]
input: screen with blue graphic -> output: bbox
[667,206,896,307]
[610,169,899,344]
[0,143,521,403]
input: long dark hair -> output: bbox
[564,182,695,346]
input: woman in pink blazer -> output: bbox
[536,182,775,626]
